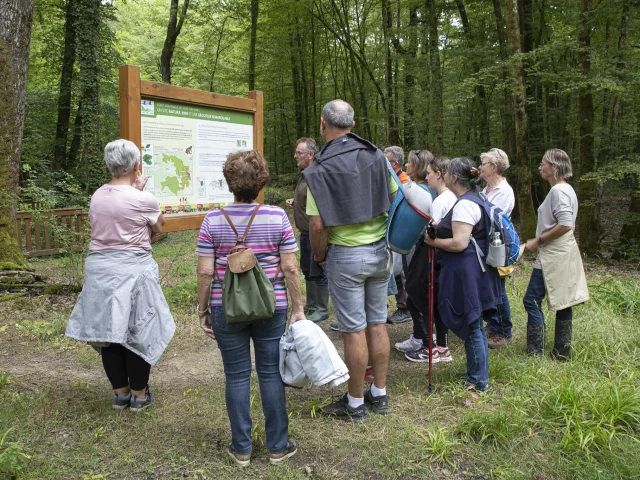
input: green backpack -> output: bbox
[216,205,279,324]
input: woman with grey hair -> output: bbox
[424,157,501,392]
[522,149,588,359]
[66,139,175,412]
[479,148,516,349]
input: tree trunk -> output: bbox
[426,0,443,154]
[613,187,640,259]
[455,0,490,150]
[248,0,259,90]
[576,0,599,255]
[381,0,396,144]
[53,0,77,171]
[504,0,536,239]
[289,33,304,139]
[0,0,35,271]
[160,0,190,84]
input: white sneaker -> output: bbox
[395,334,424,352]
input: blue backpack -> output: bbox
[467,194,519,269]
[385,161,433,254]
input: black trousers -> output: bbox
[101,343,151,391]
[407,283,449,348]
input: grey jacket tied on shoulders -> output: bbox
[66,250,176,366]
[303,133,391,227]
[279,319,350,388]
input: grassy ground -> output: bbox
[1,226,640,479]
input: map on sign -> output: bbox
[143,149,193,197]
[140,99,253,213]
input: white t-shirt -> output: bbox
[452,199,482,226]
[431,189,457,224]
[482,178,515,217]
[89,185,161,251]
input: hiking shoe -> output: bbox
[436,348,453,363]
[269,439,298,465]
[330,322,340,332]
[364,389,390,415]
[227,443,251,467]
[387,308,411,324]
[487,330,512,349]
[321,393,369,423]
[112,392,131,410]
[395,334,424,352]
[130,389,155,412]
[364,366,374,383]
[405,347,440,363]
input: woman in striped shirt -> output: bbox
[196,150,304,467]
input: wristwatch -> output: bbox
[537,236,544,245]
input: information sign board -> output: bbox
[118,65,264,232]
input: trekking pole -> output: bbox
[427,244,435,394]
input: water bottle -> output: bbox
[488,231,505,267]
[491,232,503,247]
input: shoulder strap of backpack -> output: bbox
[386,159,404,194]
[220,205,261,244]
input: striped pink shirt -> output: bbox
[195,204,298,310]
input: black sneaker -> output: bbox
[321,393,369,423]
[387,308,411,324]
[364,389,390,415]
[269,439,298,465]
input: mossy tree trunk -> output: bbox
[0,0,35,272]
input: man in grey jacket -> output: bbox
[304,100,397,422]
[286,138,330,323]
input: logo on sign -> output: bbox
[141,100,155,116]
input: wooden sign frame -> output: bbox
[118,64,264,232]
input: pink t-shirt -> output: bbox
[89,185,161,251]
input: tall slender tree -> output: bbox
[160,0,190,84]
[504,0,536,238]
[0,0,35,273]
[248,0,259,90]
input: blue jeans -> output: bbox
[485,277,512,337]
[523,268,573,326]
[210,307,288,455]
[464,316,489,391]
[300,234,328,285]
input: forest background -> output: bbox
[6,0,640,263]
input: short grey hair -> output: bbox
[480,148,510,174]
[296,137,318,154]
[321,99,354,128]
[544,148,573,179]
[384,146,405,166]
[447,157,481,191]
[104,139,140,178]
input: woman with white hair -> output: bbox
[479,148,515,349]
[66,139,175,412]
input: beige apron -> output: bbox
[539,231,589,311]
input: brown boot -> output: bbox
[487,329,511,349]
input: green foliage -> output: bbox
[0,428,30,478]
[163,279,198,311]
[13,314,68,342]
[263,186,293,207]
[414,428,460,466]
[590,276,640,317]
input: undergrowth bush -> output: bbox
[264,186,294,206]
[163,280,198,311]
[14,314,68,342]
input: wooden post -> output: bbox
[119,65,142,149]
[249,90,264,204]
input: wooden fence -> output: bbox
[16,209,88,257]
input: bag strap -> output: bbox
[386,159,404,194]
[220,204,261,244]
[213,205,261,283]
